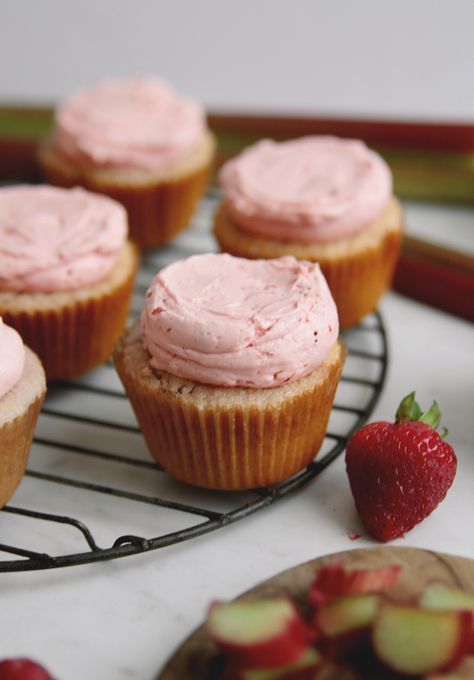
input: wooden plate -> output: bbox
[158,546,474,679]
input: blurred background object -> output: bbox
[1,0,473,120]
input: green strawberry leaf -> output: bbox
[396,392,422,423]
[395,392,447,435]
[419,400,441,430]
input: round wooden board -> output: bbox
[158,546,474,679]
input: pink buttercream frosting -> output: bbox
[53,76,206,172]
[220,136,392,243]
[141,253,338,388]
[0,318,25,399]
[0,185,127,292]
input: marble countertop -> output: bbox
[1,201,473,680]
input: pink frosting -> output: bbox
[0,318,25,399]
[141,253,338,388]
[220,136,392,243]
[0,185,127,292]
[54,76,206,172]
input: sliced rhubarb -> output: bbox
[207,598,314,669]
[421,584,474,655]
[314,593,379,637]
[309,563,401,608]
[313,593,379,660]
[421,582,474,612]
[372,600,473,675]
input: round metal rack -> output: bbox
[0,189,389,572]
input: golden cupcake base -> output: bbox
[213,198,403,329]
[0,347,46,507]
[40,131,216,249]
[114,323,346,491]
[0,241,139,381]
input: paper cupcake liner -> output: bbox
[1,282,132,381]
[214,200,403,329]
[318,229,401,328]
[115,333,345,490]
[0,246,138,381]
[0,368,45,507]
[0,395,43,506]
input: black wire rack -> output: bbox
[0,189,389,572]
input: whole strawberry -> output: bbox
[0,659,55,680]
[345,392,457,542]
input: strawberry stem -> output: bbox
[395,392,445,433]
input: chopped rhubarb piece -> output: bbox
[372,601,473,675]
[421,582,474,612]
[207,598,314,669]
[308,563,401,608]
[421,583,474,654]
[314,594,379,637]
[313,593,379,660]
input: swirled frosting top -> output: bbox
[53,76,206,172]
[0,185,127,292]
[141,253,339,388]
[0,318,25,399]
[220,136,392,243]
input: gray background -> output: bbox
[1,0,473,120]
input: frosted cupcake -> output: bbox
[40,76,215,248]
[114,253,345,490]
[214,136,403,328]
[0,185,138,380]
[0,318,46,507]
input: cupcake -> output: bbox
[214,136,403,328]
[0,318,46,507]
[114,253,345,490]
[39,76,215,248]
[0,185,138,380]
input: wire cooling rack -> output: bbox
[0,188,388,572]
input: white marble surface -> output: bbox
[0,198,473,679]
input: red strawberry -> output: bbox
[0,659,55,680]
[345,392,457,542]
